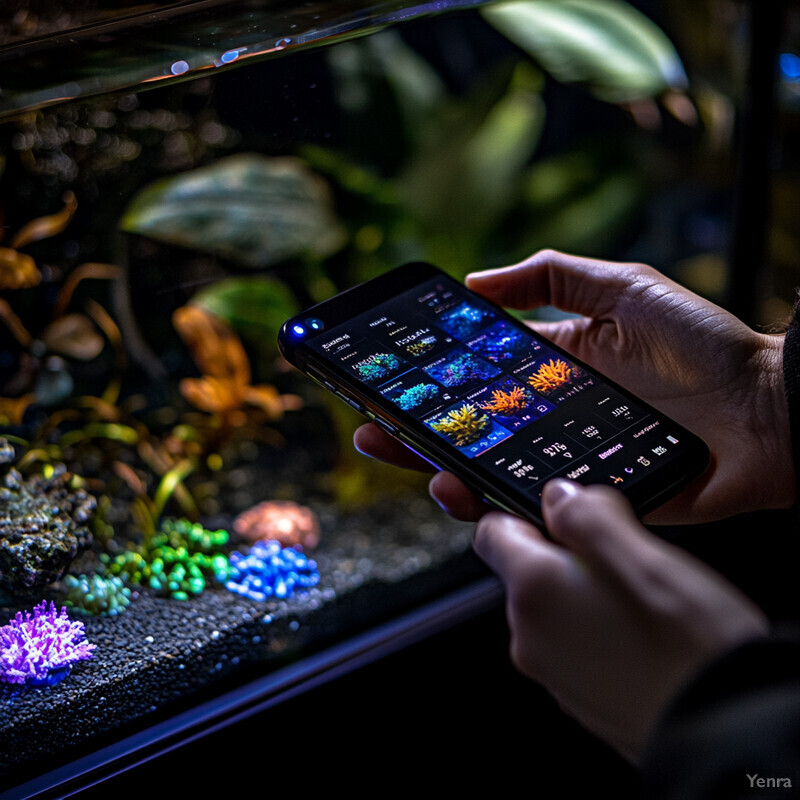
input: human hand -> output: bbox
[473,479,769,761]
[354,249,794,524]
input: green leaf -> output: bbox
[301,144,396,205]
[397,61,545,239]
[120,154,346,268]
[327,31,447,159]
[514,160,643,255]
[482,0,687,102]
[364,31,447,146]
[191,275,299,346]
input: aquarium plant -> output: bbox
[0,191,123,419]
[173,303,302,429]
[0,600,95,687]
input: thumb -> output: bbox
[541,479,666,584]
[465,249,635,319]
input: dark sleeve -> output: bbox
[640,629,800,800]
[783,298,800,495]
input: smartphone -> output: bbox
[278,262,709,527]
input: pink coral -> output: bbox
[233,500,320,549]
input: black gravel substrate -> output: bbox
[0,494,485,787]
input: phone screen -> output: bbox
[280,263,708,523]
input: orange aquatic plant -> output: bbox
[527,359,573,393]
[0,190,77,290]
[173,304,301,425]
[0,192,124,416]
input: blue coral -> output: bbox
[224,540,320,602]
[0,600,95,687]
[427,351,499,388]
[472,324,530,363]
[439,303,494,338]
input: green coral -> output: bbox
[430,403,490,446]
[395,382,439,410]
[357,352,400,381]
[151,518,229,553]
[102,518,231,601]
[64,573,133,616]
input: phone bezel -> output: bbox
[278,262,710,527]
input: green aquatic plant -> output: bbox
[120,154,346,269]
[301,1,688,286]
[63,573,133,616]
[431,403,490,447]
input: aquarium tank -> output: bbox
[2,0,795,794]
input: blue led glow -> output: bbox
[780,53,800,81]
[221,50,240,64]
[171,60,190,76]
[292,324,306,337]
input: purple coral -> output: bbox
[0,600,95,687]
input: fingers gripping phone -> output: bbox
[278,262,709,527]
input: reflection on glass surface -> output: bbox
[0,0,493,120]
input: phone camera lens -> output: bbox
[306,318,324,331]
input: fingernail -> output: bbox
[543,478,581,505]
[465,269,497,283]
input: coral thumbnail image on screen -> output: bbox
[465,320,537,364]
[353,351,406,384]
[394,382,440,411]
[425,400,513,455]
[516,355,589,401]
[422,347,501,390]
[437,301,496,339]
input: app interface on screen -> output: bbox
[308,275,692,500]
